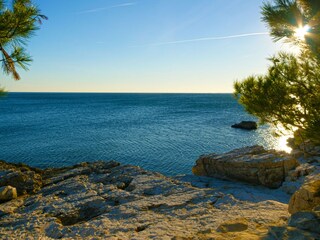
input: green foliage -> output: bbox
[0,0,47,84]
[234,0,320,145]
[234,52,320,143]
[262,0,320,59]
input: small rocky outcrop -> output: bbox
[281,162,320,195]
[288,179,320,214]
[0,160,43,195]
[231,121,257,130]
[288,138,320,158]
[0,186,17,203]
[192,146,299,188]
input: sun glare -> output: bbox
[277,135,292,153]
[294,25,310,40]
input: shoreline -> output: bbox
[1,145,319,239]
[0,93,284,175]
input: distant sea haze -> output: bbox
[0,93,281,175]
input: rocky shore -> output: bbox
[0,144,319,239]
[192,145,299,188]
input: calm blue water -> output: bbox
[0,93,280,175]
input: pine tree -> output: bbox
[234,0,320,145]
[0,0,46,86]
[261,0,320,59]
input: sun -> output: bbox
[294,25,310,40]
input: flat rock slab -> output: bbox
[0,160,301,239]
[192,146,299,188]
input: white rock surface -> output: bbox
[0,161,292,239]
[0,159,318,239]
[192,146,299,188]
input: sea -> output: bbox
[0,93,287,176]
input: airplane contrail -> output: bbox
[136,32,269,47]
[77,2,137,14]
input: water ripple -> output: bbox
[0,93,285,175]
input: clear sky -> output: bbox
[4,0,288,93]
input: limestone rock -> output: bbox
[231,121,257,130]
[282,161,320,195]
[281,181,302,195]
[0,160,291,239]
[262,225,320,240]
[0,161,42,195]
[193,146,299,188]
[288,211,320,234]
[287,138,320,157]
[289,179,320,214]
[0,170,42,195]
[285,164,317,182]
[0,186,17,203]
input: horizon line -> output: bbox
[8,91,234,94]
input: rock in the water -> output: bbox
[192,146,299,188]
[289,179,320,214]
[0,186,17,203]
[231,121,257,130]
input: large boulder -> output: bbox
[288,179,320,214]
[192,146,299,188]
[231,121,257,130]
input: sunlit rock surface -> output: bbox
[0,160,289,239]
[0,156,319,239]
[192,146,299,188]
[0,186,17,203]
[289,179,320,214]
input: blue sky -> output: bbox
[5,0,288,93]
